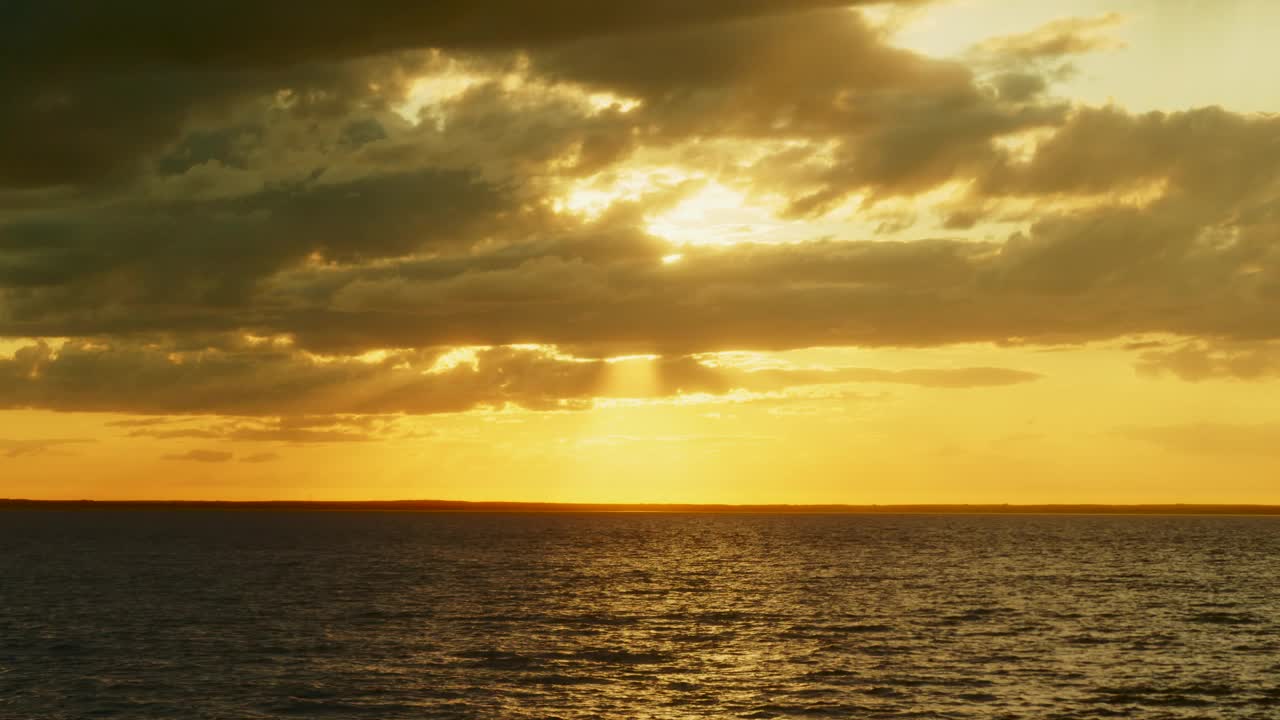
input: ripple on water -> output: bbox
[3,511,1280,719]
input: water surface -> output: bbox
[3,511,1279,718]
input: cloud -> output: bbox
[4,162,1280,358]
[0,167,509,310]
[1135,341,1280,381]
[795,366,1042,389]
[127,416,397,443]
[0,338,1040,416]
[969,13,1125,65]
[4,98,1276,360]
[0,47,430,189]
[680,362,1041,391]
[161,449,233,463]
[105,417,179,428]
[262,197,1280,354]
[978,105,1280,201]
[0,437,93,459]
[0,1,913,190]
[0,0,1276,432]
[6,1,895,68]
[240,452,280,463]
[535,7,1065,208]
[1120,423,1280,458]
[535,9,953,105]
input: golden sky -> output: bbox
[3,1,1279,503]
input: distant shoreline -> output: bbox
[3,499,1280,516]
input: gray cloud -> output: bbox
[0,1,915,190]
[0,50,430,189]
[0,166,507,310]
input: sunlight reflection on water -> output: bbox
[3,511,1280,718]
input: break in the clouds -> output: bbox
[1,1,1278,419]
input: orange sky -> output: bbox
[3,1,1280,502]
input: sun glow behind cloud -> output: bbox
[396,61,643,131]
[4,0,1280,504]
[645,182,776,246]
[889,0,1280,111]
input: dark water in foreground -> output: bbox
[3,512,1280,719]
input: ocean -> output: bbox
[2,511,1278,719]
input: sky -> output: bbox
[3,0,1280,503]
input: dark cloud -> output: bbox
[534,8,1066,209]
[0,1,914,189]
[0,51,428,188]
[0,0,1044,209]
[240,453,281,463]
[1,0,1276,426]
[0,166,511,318]
[4,165,1279,358]
[535,9,951,106]
[224,195,1275,354]
[5,1,892,69]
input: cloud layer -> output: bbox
[0,340,1039,416]
[2,2,1276,417]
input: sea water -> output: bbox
[3,511,1279,719]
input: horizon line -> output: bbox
[4,499,1280,515]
